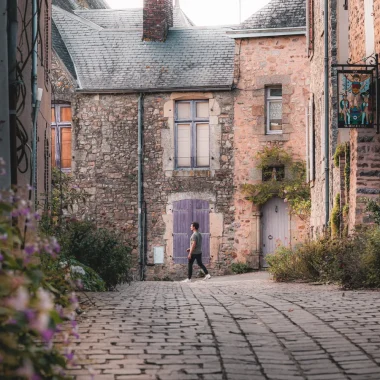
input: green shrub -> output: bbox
[231,262,252,274]
[267,228,380,289]
[59,220,132,290]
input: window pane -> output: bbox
[61,128,72,169]
[177,124,191,167]
[196,102,209,118]
[196,123,209,167]
[269,101,283,131]
[51,108,56,123]
[177,103,191,119]
[51,128,56,168]
[60,107,72,122]
[270,88,282,97]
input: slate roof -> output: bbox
[52,0,109,12]
[52,0,109,79]
[238,0,306,30]
[52,6,234,92]
[75,7,194,29]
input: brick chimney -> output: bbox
[143,0,173,42]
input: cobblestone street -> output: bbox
[71,272,380,380]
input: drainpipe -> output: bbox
[32,0,38,106]
[7,0,18,186]
[31,0,38,202]
[138,93,145,280]
[32,88,43,207]
[324,0,330,228]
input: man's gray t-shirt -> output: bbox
[190,231,203,255]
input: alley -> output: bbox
[69,273,380,380]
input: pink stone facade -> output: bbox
[233,35,310,267]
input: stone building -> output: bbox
[308,0,380,235]
[51,0,309,279]
[229,0,310,268]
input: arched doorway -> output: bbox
[261,197,290,267]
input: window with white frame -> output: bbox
[51,104,72,171]
[175,100,210,168]
[266,87,283,134]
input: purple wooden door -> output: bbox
[173,199,210,264]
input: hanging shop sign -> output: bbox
[333,54,379,132]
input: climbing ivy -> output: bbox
[242,145,311,218]
[331,193,341,237]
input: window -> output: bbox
[44,3,50,88]
[266,87,283,134]
[175,100,209,168]
[262,166,285,182]
[51,105,72,171]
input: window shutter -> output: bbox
[193,200,210,264]
[173,200,192,264]
[364,0,375,56]
[320,93,325,175]
[307,95,315,181]
[196,123,209,167]
[61,128,72,169]
[51,128,56,168]
[177,124,191,167]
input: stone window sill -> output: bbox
[171,169,211,178]
[258,134,290,142]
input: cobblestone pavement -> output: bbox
[71,272,380,380]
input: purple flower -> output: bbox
[24,309,36,322]
[24,244,36,256]
[0,233,7,241]
[19,207,31,216]
[34,212,41,221]
[0,253,4,262]
[32,375,41,380]
[65,351,75,361]
[41,329,55,343]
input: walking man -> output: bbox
[181,222,211,283]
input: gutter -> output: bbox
[324,0,330,228]
[75,85,233,94]
[226,26,307,39]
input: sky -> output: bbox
[105,0,271,26]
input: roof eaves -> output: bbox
[75,85,234,94]
[227,26,306,38]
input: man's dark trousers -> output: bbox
[188,254,209,279]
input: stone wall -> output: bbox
[347,0,380,228]
[309,0,339,236]
[233,35,310,267]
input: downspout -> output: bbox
[7,0,18,186]
[31,0,38,200]
[138,93,145,280]
[324,0,330,227]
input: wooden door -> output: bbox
[173,199,210,264]
[261,197,289,268]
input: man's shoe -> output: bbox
[181,278,191,283]
[203,274,211,281]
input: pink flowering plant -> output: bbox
[0,187,80,379]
